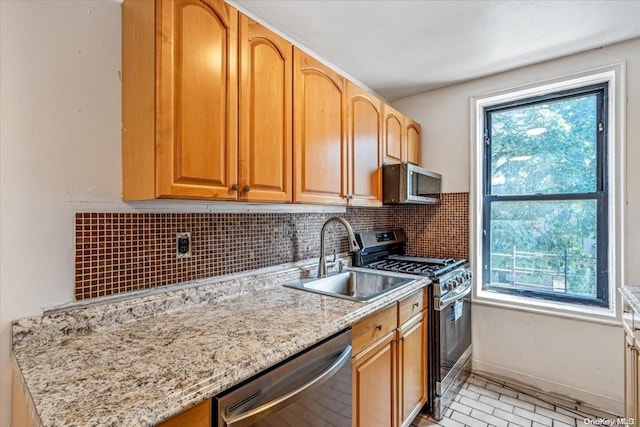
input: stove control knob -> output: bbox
[446,281,455,291]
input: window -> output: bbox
[482,83,609,307]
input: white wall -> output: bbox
[394,37,640,414]
[0,2,123,426]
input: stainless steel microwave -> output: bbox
[382,163,442,204]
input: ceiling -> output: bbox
[234,0,640,101]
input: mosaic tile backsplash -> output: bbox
[75,193,469,299]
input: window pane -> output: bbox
[489,94,598,195]
[487,200,598,300]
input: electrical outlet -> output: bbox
[176,232,191,258]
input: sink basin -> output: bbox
[284,269,414,302]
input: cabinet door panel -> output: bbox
[405,118,421,166]
[157,400,210,427]
[294,49,347,204]
[239,16,292,202]
[398,313,427,427]
[353,332,396,427]
[383,105,404,165]
[348,83,382,206]
[157,0,237,199]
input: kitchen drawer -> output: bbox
[398,289,425,325]
[352,304,398,355]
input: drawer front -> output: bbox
[398,289,425,325]
[352,304,398,355]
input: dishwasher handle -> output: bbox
[224,344,352,427]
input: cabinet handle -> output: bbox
[375,324,382,331]
[231,184,238,191]
[242,185,251,193]
[413,302,420,308]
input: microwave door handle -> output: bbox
[224,345,352,427]
[437,282,472,311]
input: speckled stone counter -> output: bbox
[12,263,430,427]
[620,286,640,315]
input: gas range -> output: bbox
[352,229,471,298]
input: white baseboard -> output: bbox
[473,358,623,416]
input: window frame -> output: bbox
[470,66,624,320]
[482,83,609,307]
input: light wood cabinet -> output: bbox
[123,2,292,202]
[157,400,211,427]
[123,1,423,204]
[346,82,383,206]
[405,117,421,166]
[12,368,36,427]
[239,15,293,202]
[293,48,347,205]
[623,307,640,423]
[123,0,238,200]
[352,289,428,427]
[382,104,422,166]
[353,331,397,427]
[383,104,405,165]
[397,312,427,427]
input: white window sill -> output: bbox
[473,288,619,326]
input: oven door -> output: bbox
[433,282,472,419]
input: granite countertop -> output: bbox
[12,263,430,427]
[620,286,640,315]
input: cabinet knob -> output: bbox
[375,324,382,331]
[413,302,420,309]
[242,185,251,193]
[231,184,238,191]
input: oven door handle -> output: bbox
[436,281,472,311]
[223,344,352,427]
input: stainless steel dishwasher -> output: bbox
[213,329,352,427]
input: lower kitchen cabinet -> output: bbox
[157,400,211,427]
[353,331,397,427]
[624,328,640,422]
[622,290,640,423]
[352,289,428,427]
[397,312,427,427]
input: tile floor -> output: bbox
[412,373,620,427]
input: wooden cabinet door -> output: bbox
[156,0,238,199]
[405,117,421,166]
[353,332,397,427]
[346,82,382,207]
[397,312,427,427]
[635,343,640,422]
[157,400,211,427]
[625,333,639,420]
[239,15,292,202]
[293,48,347,205]
[383,104,405,165]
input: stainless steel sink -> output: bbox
[284,269,414,302]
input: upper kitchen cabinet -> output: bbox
[347,82,383,207]
[383,104,404,165]
[405,117,421,166]
[382,104,422,166]
[239,15,293,202]
[122,0,238,201]
[293,48,348,205]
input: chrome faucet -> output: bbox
[318,217,360,279]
